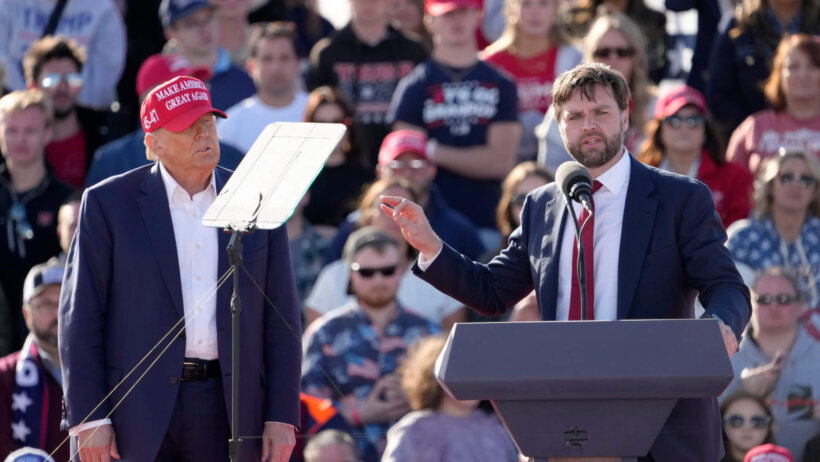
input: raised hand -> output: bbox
[740,351,785,396]
[379,195,443,259]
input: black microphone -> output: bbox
[555,161,593,213]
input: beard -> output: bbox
[32,322,59,348]
[54,106,75,120]
[564,122,624,169]
[357,286,398,310]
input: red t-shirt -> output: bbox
[483,47,559,114]
[727,109,820,174]
[45,130,86,188]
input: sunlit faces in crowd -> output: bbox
[512,0,558,40]
[0,102,52,168]
[659,105,706,155]
[37,58,82,118]
[751,271,806,334]
[721,394,775,460]
[24,284,61,348]
[165,7,219,59]
[247,34,301,97]
[425,7,481,47]
[349,243,403,309]
[771,155,819,215]
[780,41,820,104]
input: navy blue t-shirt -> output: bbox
[388,58,518,228]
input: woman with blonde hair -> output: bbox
[537,6,655,172]
[726,150,820,308]
[382,335,518,461]
[482,0,582,161]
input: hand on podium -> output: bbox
[78,424,120,461]
[717,321,739,358]
[380,196,443,260]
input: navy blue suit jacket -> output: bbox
[415,156,751,461]
[59,164,302,461]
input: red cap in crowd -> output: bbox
[425,0,482,16]
[136,54,212,98]
[654,85,706,119]
[378,130,428,165]
[744,444,794,462]
[140,76,226,133]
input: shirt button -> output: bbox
[169,377,179,385]
[195,244,200,249]
[198,340,203,345]
[196,276,201,281]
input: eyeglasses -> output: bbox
[511,193,528,206]
[387,159,429,170]
[592,47,636,60]
[350,263,399,278]
[663,114,705,129]
[777,172,817,189]
[755,293,800,305]
[40,72,83,90]
[723,414,771,429]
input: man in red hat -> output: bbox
[84,54,243,187]
[59,76,302,462]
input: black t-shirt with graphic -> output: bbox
[388,58,518,228]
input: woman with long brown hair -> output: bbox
[638,85,753,227]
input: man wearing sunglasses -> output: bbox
[0,89,73,355]
[302,227,437,461]
[721,267,820,460]
[23,36,106,189]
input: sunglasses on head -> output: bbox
[723,414,771,429]
[40,72,83,89]
[663,114,704,129]
[593,47,636,60]
[350,263,398,278]
[778,172,817,189]
[755,293,800,305]
[9,202,33,241]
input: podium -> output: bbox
[434,319,733,461]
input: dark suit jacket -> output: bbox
[58,164,302,462]
[415,156,751,461]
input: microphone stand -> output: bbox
[561,193,589,321]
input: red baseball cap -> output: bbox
[744,444,794,462]
[140,76,226,133]
[378,130,428,165]
[425,0,482,16]
[654,85,706,119]
[136,54,212,98]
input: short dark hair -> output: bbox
[23,35,86,85]
[248,21,299,59]
[551,63,631,120]
[343,226,399,265]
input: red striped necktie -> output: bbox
[569,180,602,321]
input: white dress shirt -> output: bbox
[159,162,220,360]
[70,163,220,436]
[419,151,632,321]
[555,151,630,321]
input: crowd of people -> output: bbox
[0,0,818,461]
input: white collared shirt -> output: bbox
[159,162,220,360]
[555,151,631,321]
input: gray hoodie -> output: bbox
[720,326,820,461]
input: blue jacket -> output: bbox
[414,156,751,461]
[60,165,302,461]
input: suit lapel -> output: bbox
[538,191,567,320]
[617,157,658,319]
[137,164,184,317]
